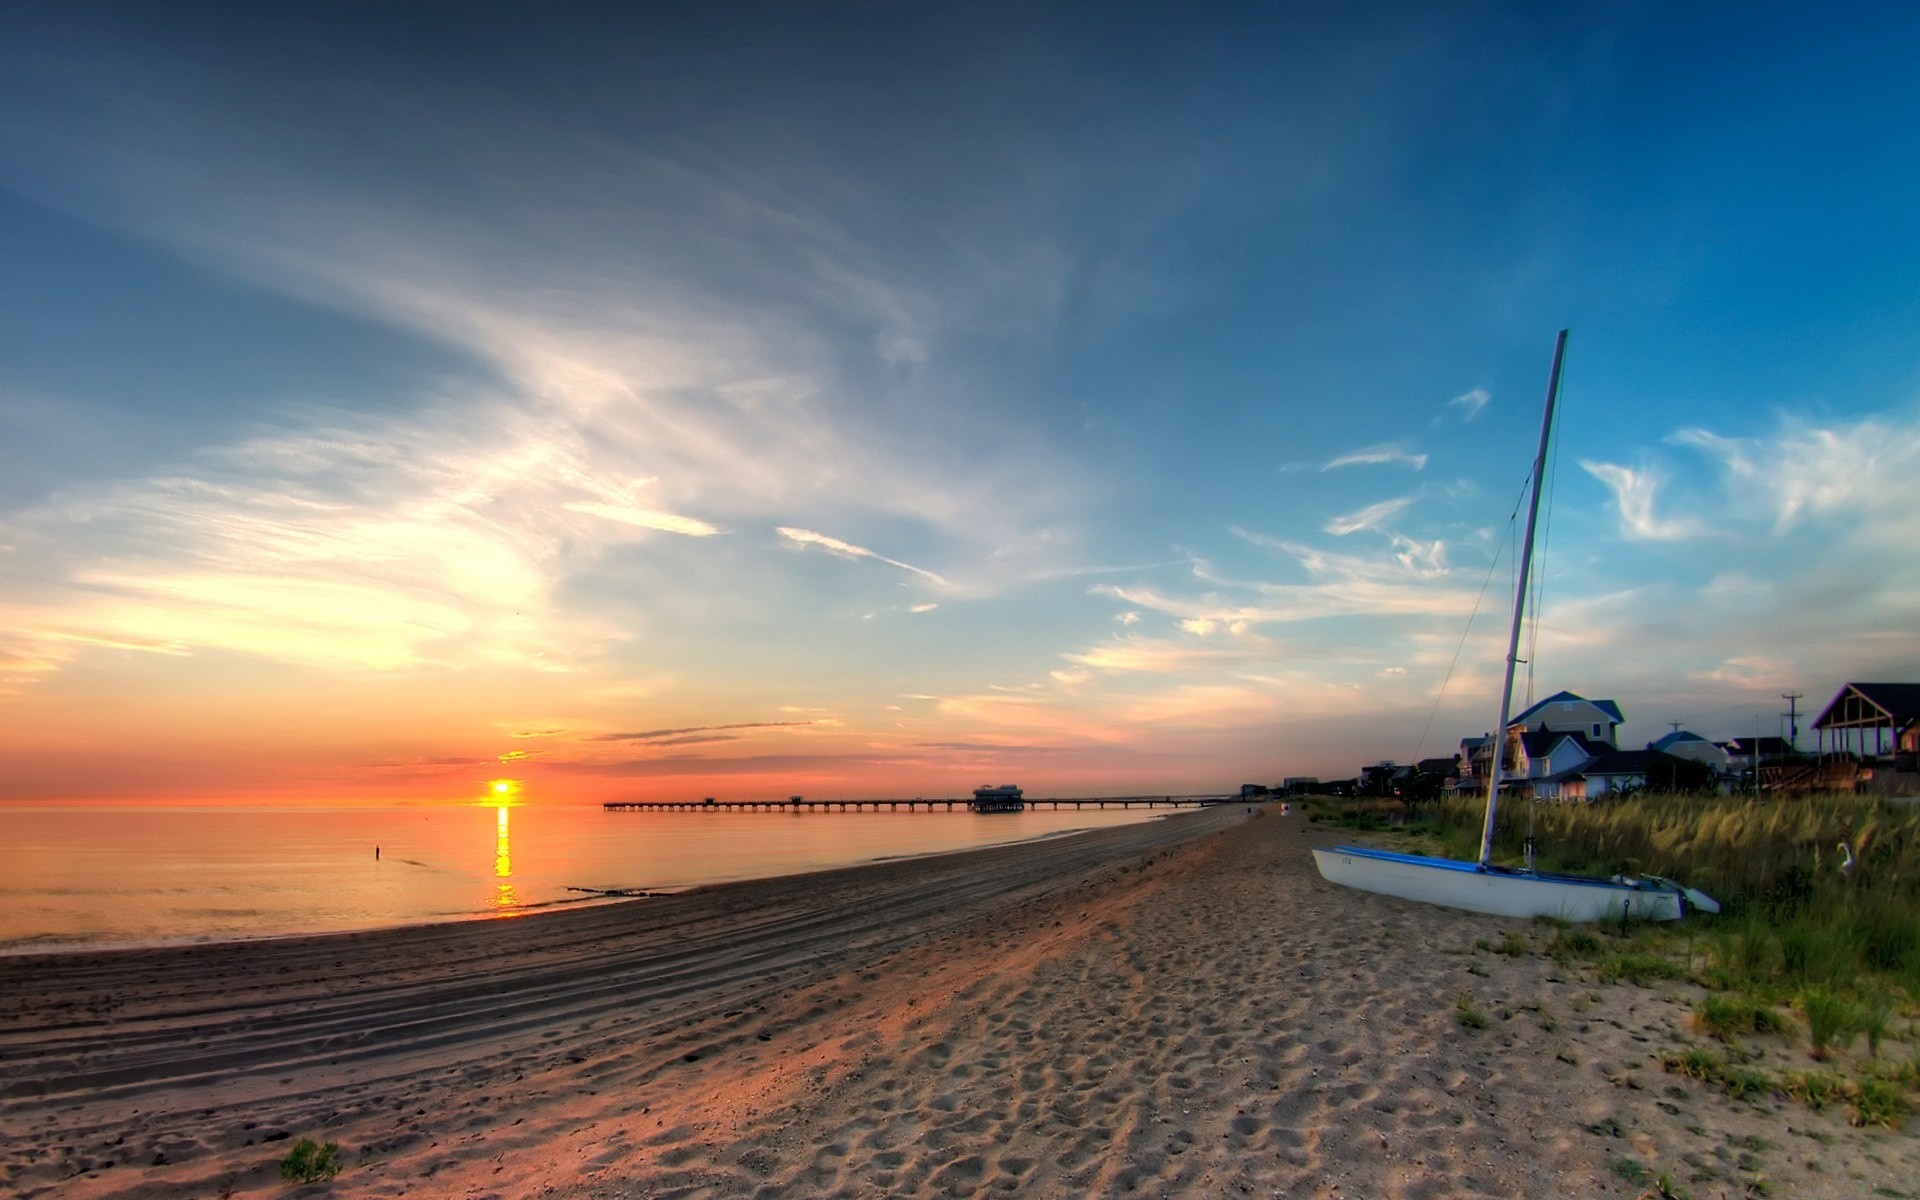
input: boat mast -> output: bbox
[1477,329,1568,868]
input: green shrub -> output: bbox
[1598,953,1685,986]
[1779,926,1852,984]
[1800,987,1858,1061]
[1695,994,1791,1043]
[1720,1065,1774,1101]
[1714,918,1776,983]
[1551,928,1604,958]
[278,1138,342,1184]
[1782,1070,1844,1112]
[1455,992,1491,1030]
[1851,898,1920,973]
[1665,1046,1722,1080]
[1851,1077,1910,1129]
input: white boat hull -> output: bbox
[1312,845,1693,922]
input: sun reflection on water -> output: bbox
[482,785,522,914]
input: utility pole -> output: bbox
[1781,692,1803,753]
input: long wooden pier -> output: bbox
[603,794,1234,813]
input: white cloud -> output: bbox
[1324,496,1414,536]
[1580,461,1703,541]
[1322,443,1428,472]
[562,501,720,537]
[1673,414,1920,547]
[1446,388,1490,421]
[776,527,952,588]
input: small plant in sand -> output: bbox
[1596,951,1684,987]
[1857,994,1894,1058]
[1851,1073,1910,1129]
[1693,994,1791,1044]
[1651,1168,1694,1199]
[1454,991,1491,1030]
[278,1138,342,1184]
[1799,987,1859,1061]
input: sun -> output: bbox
[488,779,519,797]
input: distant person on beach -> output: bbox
[375,846,381,861]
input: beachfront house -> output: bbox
[1515,729,1617,799]
[1811,682,1920,758]
[1718,735,1796,774]
[1650,730,1730,773]
[1512,691,1624,747]
[1456,735,1490,782]
[1456,690,1627,800]
[1561,749,1659,797]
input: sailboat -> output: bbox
[1311,331,1719,923]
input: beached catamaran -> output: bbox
[1312,331,1720,922]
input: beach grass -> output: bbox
[1308,788,1920,1128]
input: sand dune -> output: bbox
[2,806,1911,1198]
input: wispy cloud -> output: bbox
[1322,443,1428,472]
[589,720,817,742]
[776,527,952,588]
[1580,461,1703,541]
[1673,414,1920,546]
[1446,387,1490,421]
[1324,496,1414,536]
[562,501,720,537]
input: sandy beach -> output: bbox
[3,806,1913,1199]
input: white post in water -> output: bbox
[1478,329,1568,868]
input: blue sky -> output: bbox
[2,2,1917,802]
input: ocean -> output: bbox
[1,802,1167,953]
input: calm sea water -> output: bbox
[1,803,1165,953]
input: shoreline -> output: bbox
[3,804,1912,1198]
[0,812,1178,961]
[2,804,1170,955]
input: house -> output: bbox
[1812,683,1920,758]
[1461,725,1612,799]
[1359,761,1415,796]
[1651,730,1730,773]
[1514,729,1615,799]
[1416,756,1461,781]
[1560,749,1717,796]
[1511,690,1624,748]
[1717,736,1796,773]
[1560,749,1660,797]
[1457,735,1490,780]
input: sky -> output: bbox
[2,2,1917,805]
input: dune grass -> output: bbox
[1314,788,1920,1126]
[1419,790,1920,1003]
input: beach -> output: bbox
[2,806,1912,1199]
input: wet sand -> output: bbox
[2,806,1911,1198]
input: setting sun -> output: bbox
[489,779,518,797]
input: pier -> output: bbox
[603,794,1234,813]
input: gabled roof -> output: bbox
[1813,683,1920,731]
[1512,690,1625,727]
[1652,730,1713,751]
